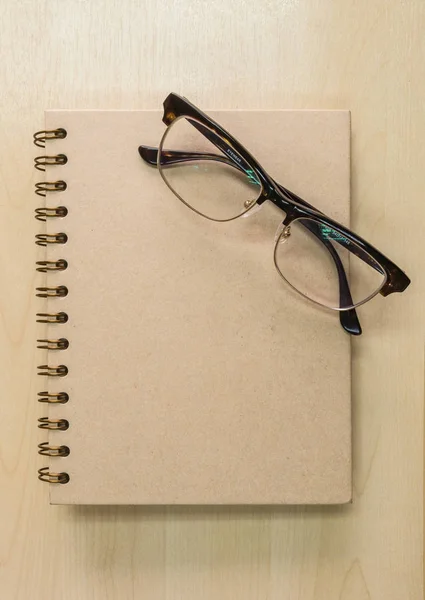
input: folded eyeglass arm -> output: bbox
[139,145,362,336]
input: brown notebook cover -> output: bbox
[37,109,351,505]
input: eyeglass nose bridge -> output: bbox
[241,198,264,218]
[274,223,292,244]
[273,210,296,241]
[241,186,270,218]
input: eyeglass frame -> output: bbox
[139,93,410,336]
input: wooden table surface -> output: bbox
[0,1,423,598]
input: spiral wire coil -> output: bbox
[35,128,70,484]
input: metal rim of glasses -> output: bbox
[273,219,388,312]
[157,115,264,223]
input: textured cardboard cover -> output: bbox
[41,109,351,504]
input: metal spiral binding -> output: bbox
[35,206,68,221]
[35,180,67,197]
[37,338,69,350]
[35,128,70,484]
[38,467,70,484]
[37,364,69,377]
[38,442,70,457]
[35,233,68,246]
[36,312,68,323]
[35,154,68,171]
[38,417,69,430]
[36,259,68,272]
[38,391,69,404]
[33,128,67,148]
[36,286,68,298]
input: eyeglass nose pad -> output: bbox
[274,223,292,243]
[241,199,263,218]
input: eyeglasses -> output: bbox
[139,93,410,336]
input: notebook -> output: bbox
[34,108,351,505]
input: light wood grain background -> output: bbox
[0,1,423,598]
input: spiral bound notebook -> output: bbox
[35,108,352,505]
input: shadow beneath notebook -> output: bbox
[67,502,353,521]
